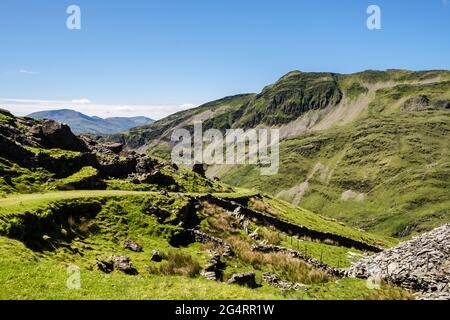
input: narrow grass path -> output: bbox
[0,189,259,214]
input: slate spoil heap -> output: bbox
[345,224,450,300]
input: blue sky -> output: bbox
[0,0,449,119]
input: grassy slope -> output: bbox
[2,70,446,300]
[120,94,255,152]
[0,190,392,248]
[0,193,409,300]
[0,142,400,301]
[0,236,409,300]
[117,70,449,238]
[222,110,450,238]
[0,157,52,195]
[217,73,450,238]
[0,156,408,299]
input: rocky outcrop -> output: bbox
[227,272,258,288]
[39,152,98,179]
[151,250,163,262]
[345,223,450,300]
[139,170,177,188]
[0,113,98,176]
[2,114,91,156]
[201,253,225,281]
[103,142,123,154]
[124,239,143,252]
[112,255,138,275]
[34,120,89,152]
[96,255,139,275]
[96,259,114,274]
[0,135,35,165]
[98,156,137,179]
[136,156,158,174]
[262,273,306,291]
[81,137,164,180]
[0,109,193,189]
[189,229,234,257]
[401,95,430,112]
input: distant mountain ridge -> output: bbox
[27,109,154,135]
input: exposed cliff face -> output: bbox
[236,72,343,128]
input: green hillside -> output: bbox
[222,110,450,238]
[110,94,255,153]
[0,109,413,300]
[117,70,450,238]
[0,192,408,300]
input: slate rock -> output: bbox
[124,239,143,252]
[227,272,257,288]
[151,250,163,262]
[112,255,138,275]
[345,223,450,300]
[96,259,114,274]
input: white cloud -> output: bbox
[443,0,449,6]
[70,98,92,104]
[18,69,38,75]
[0,98,197,120]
